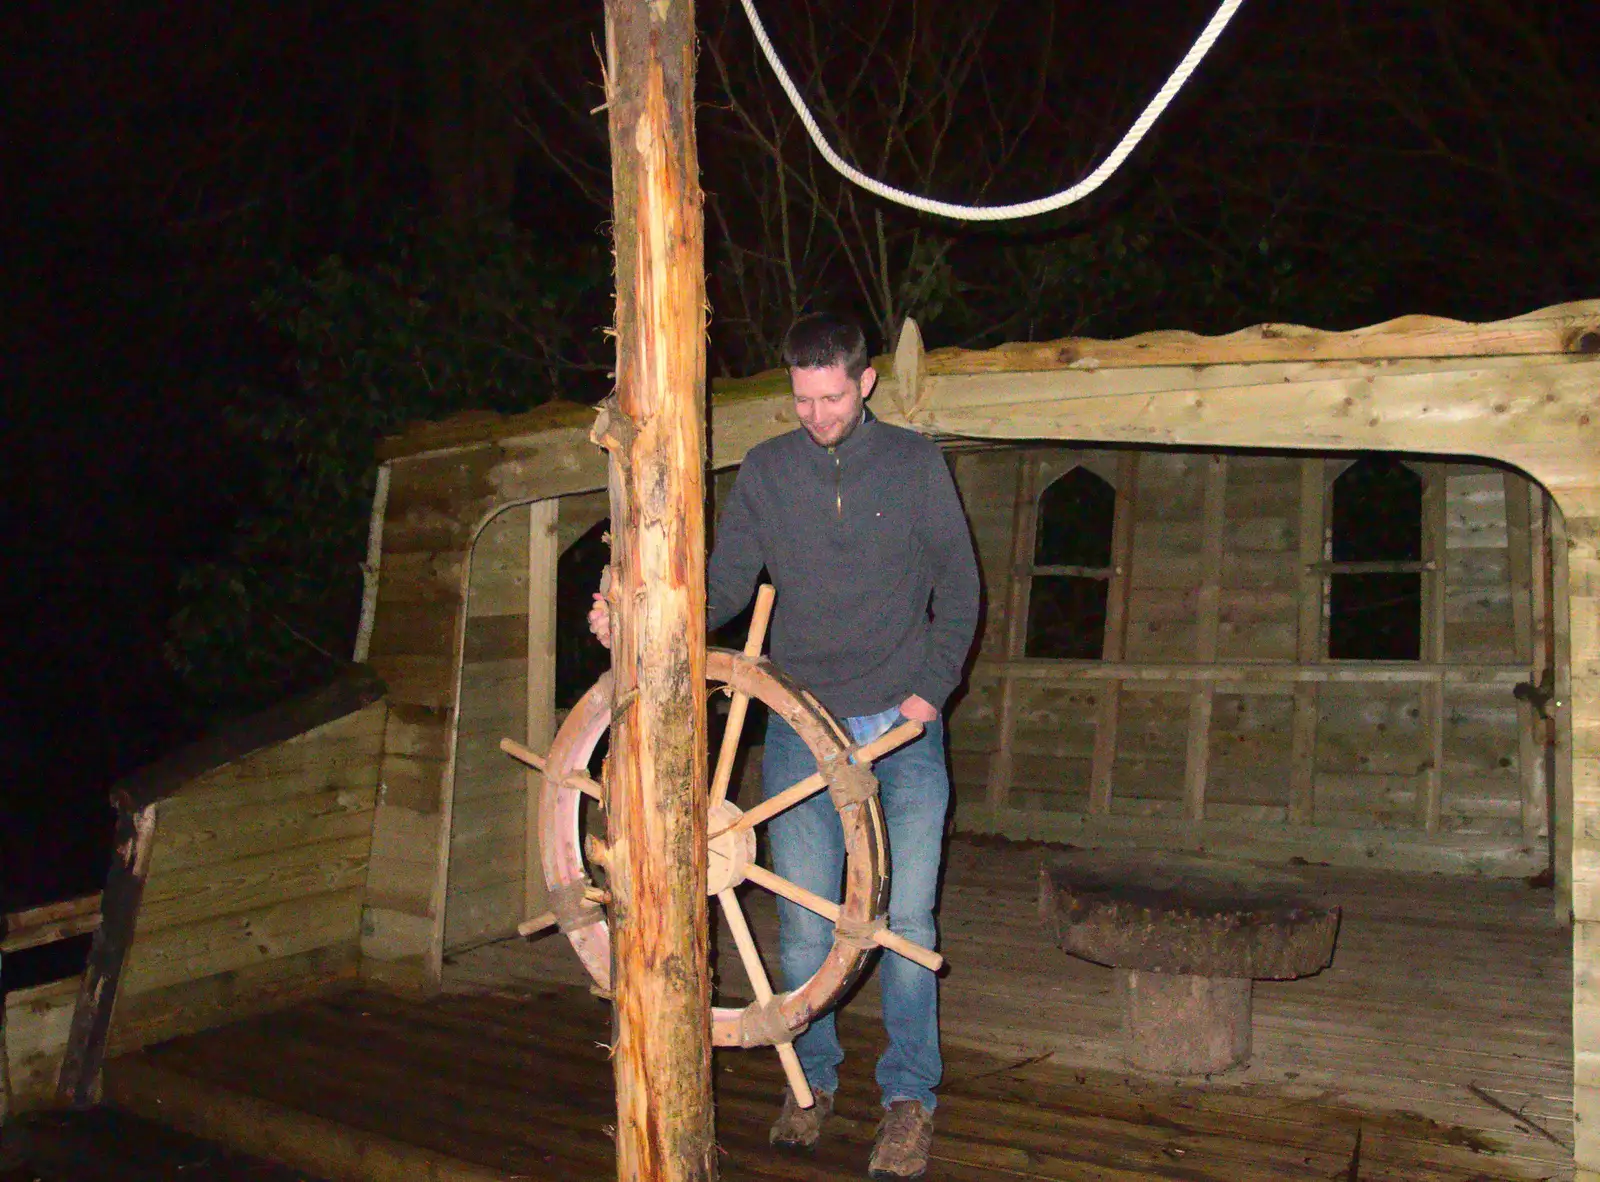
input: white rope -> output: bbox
[735,0,1248,222]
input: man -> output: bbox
[591,312,979,1180]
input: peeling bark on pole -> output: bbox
[601,2,715,1180]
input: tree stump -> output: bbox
[1040,852,1340,1075]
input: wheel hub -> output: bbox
[707,800,757,895]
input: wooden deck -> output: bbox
[103,981,1555,1182]
[96,836,1573,1181]
[3,1106,321,1181]
[450,836,1574,1180]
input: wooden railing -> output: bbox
[2,894,103,955]
[1,891,103,1123]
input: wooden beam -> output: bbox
[1419,467,1448,833]
[525,499,558,925]
[1531,486,1556,877]
[1551,502,1575,920]
[0,955,8,1125]
[919,301,1600,376]
[913,356,1600,475]
[955,802,1548,876]
[370,302,1600,462]
[1090,453,1140,814]
[1289,459,1326,824]
[972,658,1527,685]
[2,894,103,954]
[352,461,392,663]
[601,1,714,1178]
[1184,456,1228,821]
[1308,559,1436,574]
[57,804,157,1107]
[1505,473,1542,843]
[986,453,1039,818]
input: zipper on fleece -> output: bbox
[831,447,842,517]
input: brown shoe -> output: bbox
[769,1087,834,1151]
[868,1100,934,1179]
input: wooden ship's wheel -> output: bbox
[501,587,942,1106]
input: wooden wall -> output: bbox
[103,702,386,1056]
[948,447,1548,874]
[360,411,612,992]
[438,491,610,955]
[444,504,532,950]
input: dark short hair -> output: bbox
[782,313,870,379]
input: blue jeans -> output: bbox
[761,706,949,1110]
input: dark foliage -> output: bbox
[163,214,612,721]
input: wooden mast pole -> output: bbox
[599,2,715,1181]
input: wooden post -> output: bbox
[600,3,715,1179]
[1089,452,1139,814]
[1183,455,1228,822]
[1,950,9,1127]
[1288,459,1326,824]
[1551,500,1574,920]
[986,452,1039,819]
[1531,487,1556,877]
[57,804,156,1107]
[525,499,559,924]
[1504,474,1543,843]
[1419,466,1448,832]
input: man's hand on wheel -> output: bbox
[588,592,612,650]
[899,694,937,723]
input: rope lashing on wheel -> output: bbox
[735,0,1247,222]
[735,995,805,1047]
[549,878,606,934]
[819,750,879,810]
[834,913,889,954]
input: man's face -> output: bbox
[791,363,876,447]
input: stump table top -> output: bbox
[1041,852,1340,980]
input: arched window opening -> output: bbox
[556,518,612,709]
[1328,457,1423,660]
[1026,466,1116,659]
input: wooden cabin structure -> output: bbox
[4,300,1598,1181]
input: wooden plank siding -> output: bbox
[96,702,386,1060]
[943,446,1545,874]
[442,504,530,953]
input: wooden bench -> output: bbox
[1040,852,1339,1075]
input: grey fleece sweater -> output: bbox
[707,412,980,719]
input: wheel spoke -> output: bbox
[500,737,604,802]
[710,586,776,809]
[742,863,835,922]
[708,692,754,808]
[743,864,944,973]
[714,770,829,837]
[709,720,926,839]
[718,888,812,1107]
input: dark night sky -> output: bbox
[2,0,1597,915]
